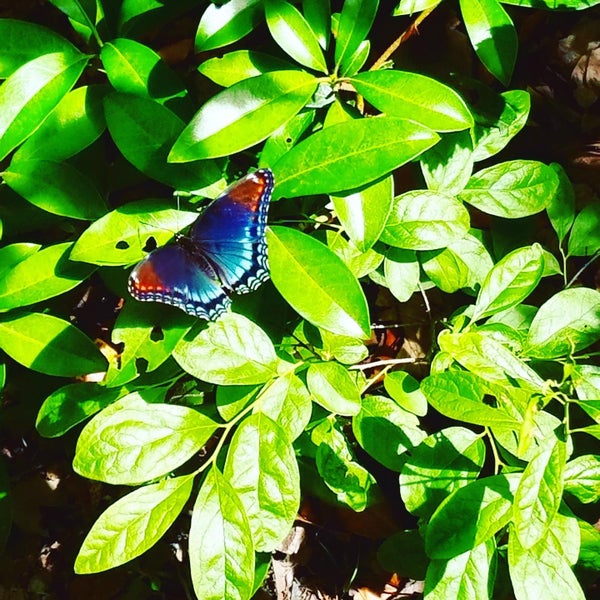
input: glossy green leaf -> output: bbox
[14,85,106,162]
[196,0,263,51]
[48,0,96,28]
[422,371,521,428]
[459,0,517,85]
[0,19,81,77]
[335,0,379,74]
[381,190,470,250]
[267,226,370,338]
[75,475,194,573]
[341,40,370,77]
[401,427,485,519]
[198,50,295,87]
[173,312,279,385]
[384,371,427,416]
[216,385,260,422]
[224,413,300,551]
[460,160,558,218]
[101,38,188,106]
[513,437,566,549]
[420,232,493,294]
[104,93,221,191]
[424,539,495,600]
[384,248,420,302]
[189,468,255,600]
[73,393,218,485]
[0,243,42,277]
[546,163,575,245]
[426,473,520,559]
[564,455,600,503]
[266,0,327,71]
[567,203,600,257]
[501,0,599,9]
[303,0,330,49]
[351,70,473,132]
[393,0,442,15]
[0,311,107,377]
[325,229,384,278]
[377,529,428,580]
[105,302,192,387]
[255,372,312,442]
[0,242,96,311]
[3,159,108,220]
[0,52,88,161]
[71,199,198,266]
[319,329,369,364]
[259,109,315,166]
[170,70,317,161]
[420,130,474,195]
[306,361,362,415]
[472,244,545,321]
[331,175,393,252]
[471,88,530,161]
[36,383,123,438]
[272,117,439,197]
[525,287,600,358]
[352,395,426,471]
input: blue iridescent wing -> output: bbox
[190,169,273,293]
[128,244,231,320]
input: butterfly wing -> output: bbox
[190,169,273,294]
[128,244,231,320]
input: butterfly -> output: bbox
[128,169,273,320]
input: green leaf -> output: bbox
[508,521,585,600]
[255,372,312,442]
[173,312,279,385]
[106,302,192,387]
[378,529,428,580]
[224,413,300,551]
[198,50,295,87]
[71,199,198,266]
[0,19,81,77]
[189,468,255,600]
[381,190,470,250]
[460,160,558,218]
[384,371,427,416]
[567,203,600,257]
[420,130,474,195]
[3,159,108,220]
[0,311,107,377]
[384,248,420,302]
[546,163,575,246]
[525,288,600,358]
[267,226,370,338]
[0,242,41,277]
[351,70,473,132]
[341,40,370,77]
[334,0,379,75]
[471,88,530,161]
[319,329,368,364]
[426,473,520,559]
[75,475,194,573]
[424,539,495,600]
[14,85,106,162]
[272,117,439,197]
[196,0,263,51]
[0,52,88,161]
[169,70,317,161]
[393,0,442,15]
[420,232,493,294]
[259,109,315,166]
[331,175,393,252]
[73,392,218,485]
[513,437,566,549]
[101,38,188,106]
[472,244,545,321]
[578,520,600,572]
[306,361,362,416]
[36,383,123,438]
[501,0,598,9]
[325,229,384,278]
[459,0,517,85]
[0,242,96,310]
[564,455,600,504]
[352,395,426,471]
[104,93,221,191]
[303,0,330,49]
[265,0,327,72]
[401,427,485,519]
[422,371,521,428]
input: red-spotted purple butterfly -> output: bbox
[128,169,273,320]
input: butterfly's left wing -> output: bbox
[190,169,273,294]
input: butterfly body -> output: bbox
[128,169,273,320]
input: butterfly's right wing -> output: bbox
[128,244,230,320]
